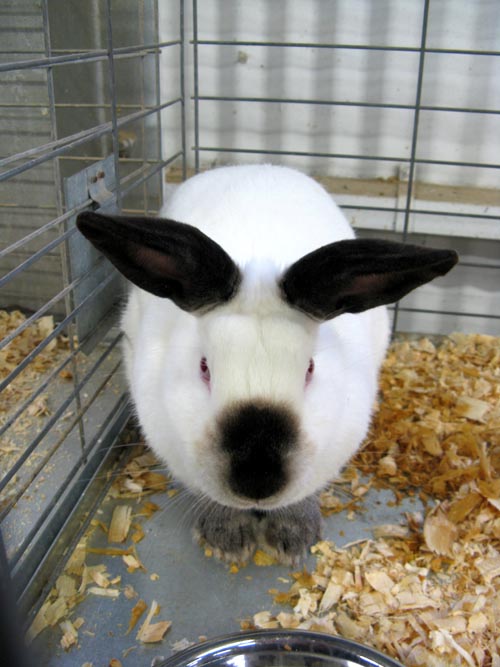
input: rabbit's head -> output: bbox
[77,208,457,509]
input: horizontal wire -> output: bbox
[341,204,500,222]
[194,145,500,171]
[457,261,500,270]
[0,102,149,110]
[196,95,500,116]
[395,306,500,320]
[0,40,181,73]
[192,39,500,57]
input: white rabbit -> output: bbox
[77,165,457,563]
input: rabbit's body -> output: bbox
[77,164,457,563]
[121,166,388,510]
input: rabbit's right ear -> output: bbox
[280,238,458,320]
[76,212,241,313]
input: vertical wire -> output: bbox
[192,0,200,172]
[140,0,148,213]
[104,0,122,210]
[391,0,430,336]
[180,0,187,180]
[153,0,165,206]
[41,0,86,453]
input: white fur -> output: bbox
[121,165,389,509]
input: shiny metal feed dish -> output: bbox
[158,630,404,667]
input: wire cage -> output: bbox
[0,0,184,621]
[0,0,499,664]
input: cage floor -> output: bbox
[32,471,420,667]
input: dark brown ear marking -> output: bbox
[76,212,241,313]
[280,238,458,321]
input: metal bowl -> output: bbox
[158,630,404,667]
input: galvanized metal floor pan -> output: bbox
[32,473,421,667]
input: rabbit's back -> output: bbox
[163,165,354,268]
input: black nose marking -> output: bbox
[218,401,299,501]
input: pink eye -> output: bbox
[200,357,211,385]
[305,358,314,385]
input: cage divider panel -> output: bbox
[65,155,125,355]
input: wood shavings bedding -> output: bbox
[253,528,500,665]
[26,450,170,651]
[250,334,500,667]
[353,334,500,500]
[0,309,72,509]
[25,333,500,665]
[0,310,68,420]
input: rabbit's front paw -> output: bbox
[261,496,322,565]
[193,502,257,564]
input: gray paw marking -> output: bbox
[260,496,322,565]
[193,502,257,564]
[193,496,321,565]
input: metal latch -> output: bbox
[88,168,116,209]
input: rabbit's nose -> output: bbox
[228,459,285,500]
[218,400,298,501]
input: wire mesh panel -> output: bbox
[0,0,185,618]
[186,0,500,335]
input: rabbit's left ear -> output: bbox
[280,238,458,321]
[76,212,241,312]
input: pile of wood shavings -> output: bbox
[353,333,500,503]
[0,310,61,379]
[251,334,500,667]
[0,310,70,473]
[0,310,68,417]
